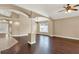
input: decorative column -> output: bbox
[27,11,36,45]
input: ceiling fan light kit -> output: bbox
[65,10,72,13]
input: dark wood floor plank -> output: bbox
[1,35,53,54]
[1,35,79,54]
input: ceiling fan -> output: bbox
[58,4,79,13]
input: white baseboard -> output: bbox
[12,34,28,37]
[37,33,54,37]
[27,41,36,45]
[53,35,79,40]
[50,35,54,37]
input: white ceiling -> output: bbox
[16,4,79,20]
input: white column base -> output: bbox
[27,41,36,45]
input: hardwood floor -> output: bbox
[1,35,79,54]
[1,35,53,54]
[53,37,79,54]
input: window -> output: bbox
[0,20,9,39]
[0,20,8,33]
[39,22,48,32]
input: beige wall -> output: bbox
[2,12,79,40]
[11,14,31,36]
[37,19,53,36]
[54,16,79,38]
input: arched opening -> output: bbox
[0,5,32,52]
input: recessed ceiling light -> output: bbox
[9,21,13,24]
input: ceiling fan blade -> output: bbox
[58,9,64,12]
[71,9,78,11]
[74,4,79,7]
